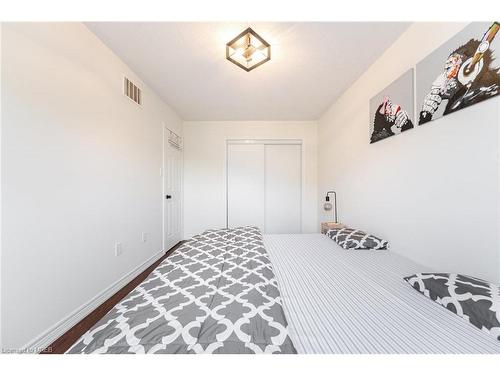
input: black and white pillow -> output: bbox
[326,227,389,250]
[404,273,500,341]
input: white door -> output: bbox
[264,144,302,233]
[226,141,301,234]
[227,143,265,230]
[163,129,182,250]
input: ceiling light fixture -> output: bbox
[226,27,271,72]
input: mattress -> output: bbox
[264,233,500,354]
[67,227,295,354]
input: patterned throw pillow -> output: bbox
[326,227,389,250]
[404,273,500,341]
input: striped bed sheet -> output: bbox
[264,233,500,354]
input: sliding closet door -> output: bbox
[264,144,302,233]
[227,144,265,230]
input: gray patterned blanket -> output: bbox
[68,226,296,354]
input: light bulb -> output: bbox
[323,202,333,211]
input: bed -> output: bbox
[68,227,296,354]
[68,228,500,354]
[264,233,500,354]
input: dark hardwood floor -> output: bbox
[42,241,184,354]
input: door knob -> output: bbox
[165,195,172,199]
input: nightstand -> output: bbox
[321,222,346,234]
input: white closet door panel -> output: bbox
[163,130,182,250]
[265,144,301,234]
[227,144,265,230]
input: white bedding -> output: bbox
[264,233,500,354]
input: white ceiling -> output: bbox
[86,22,411,120]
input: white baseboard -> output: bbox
[21,249,166,353]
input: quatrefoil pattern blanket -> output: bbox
[68,226,296,354]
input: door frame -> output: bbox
[162,124,183,251]
[225,139,303,231]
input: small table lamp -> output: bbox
[324,191,338,223]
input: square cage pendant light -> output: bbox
[226,27,271,72]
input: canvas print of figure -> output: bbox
[369,69,414,144]
[417,22,500,125]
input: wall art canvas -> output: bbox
[369,68,414,144]
[416,22,500,125]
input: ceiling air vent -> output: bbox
[124,77,142,106]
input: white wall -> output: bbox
[318,22,500,283]
[183,121,318,238]
[0,22,3,350]
[0,23,182,350]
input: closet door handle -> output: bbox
[165,195,172,199]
